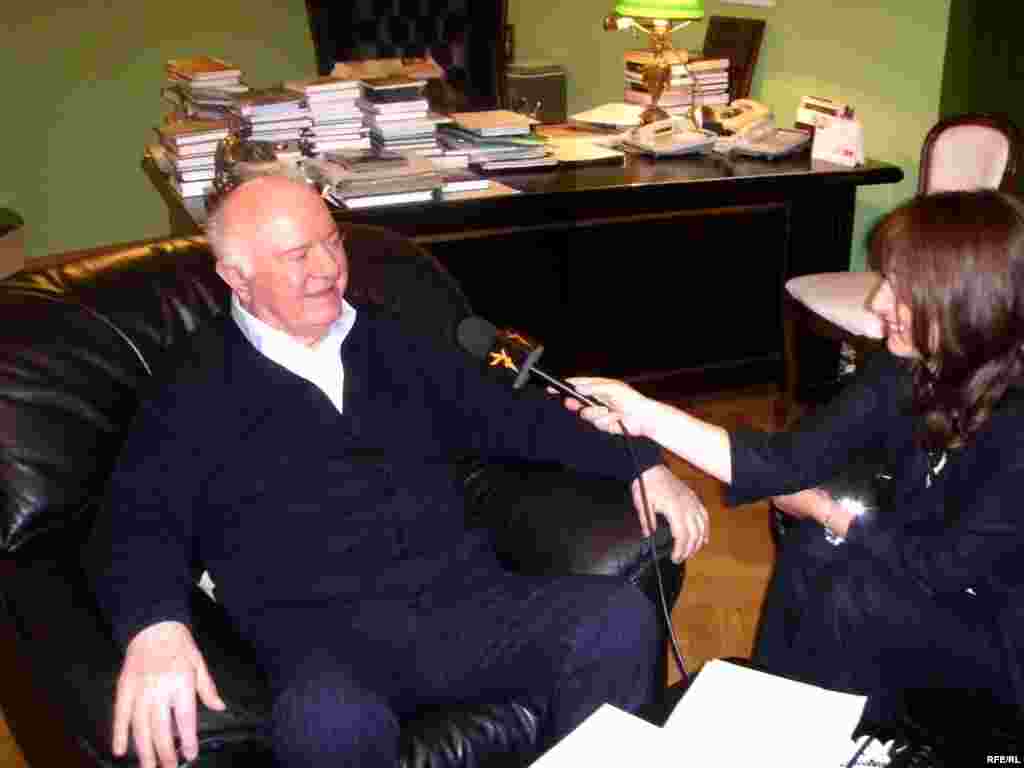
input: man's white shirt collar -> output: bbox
[231,295,357,414]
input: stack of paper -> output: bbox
[664,660,868,767]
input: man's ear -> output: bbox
[216,261,252,303]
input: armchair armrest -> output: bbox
[461,459,681,585]
[1,554,273,767]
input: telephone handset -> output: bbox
[623,118,717,156]
[702,99,774,138]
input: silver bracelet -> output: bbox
[821,505,845,546]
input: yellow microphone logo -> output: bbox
[488,348,518,371]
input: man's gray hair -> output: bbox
[206,200,253,277]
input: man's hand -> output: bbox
[632,464,709,563]
[113,621,225,768]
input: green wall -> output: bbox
[2,2,316,260]
[509,0,953,269]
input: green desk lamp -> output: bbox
[605,0,704,124]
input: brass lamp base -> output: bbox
[640,105,671,125]
[605,13,692,126]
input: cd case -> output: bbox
[729,128,811,158]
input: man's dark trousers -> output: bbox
[261,572,661,767]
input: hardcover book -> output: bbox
[232,87,306,115]
[450,110,538,137]
[685,57,731,72]
[440,171,490,194]
[159,137,222,158]
[356,97,430,114]
[156,119,230,145]
[358,74,427,90]
[283,75,359,94]
[624,50,689,74]
[166,55,240,81]
[334,188,437,210]
[358,75,427,103]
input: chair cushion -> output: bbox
[926,124,1010,193]
[785,271,884,338]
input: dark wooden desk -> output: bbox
[145,151,903,393]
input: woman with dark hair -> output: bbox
[564,189,1024,713]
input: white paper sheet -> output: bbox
[529,704,669,767]
[664,660,868,768]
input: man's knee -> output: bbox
[610,584,660,654]
[576,582,660,669]
[271,656,400,768]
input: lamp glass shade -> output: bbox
[613,0,703,19]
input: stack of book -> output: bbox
[304,152,444,209]
[166,55,243,90]
[163,55,249,121]
[621,52,732,115]
[437,111,556,172]
[623,51,694,110]
[686,57,731,108]
[285,75,368,154]
[358,76,448,157]
[153,119,231,198]
[229,86,312,143]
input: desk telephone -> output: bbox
[622,118,717,156]
[701,99,774,138]
[622,100,810,159]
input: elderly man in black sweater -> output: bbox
[85,176,707,768]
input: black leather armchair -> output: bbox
[0,224,683,768]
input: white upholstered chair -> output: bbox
[780,113,1022,423]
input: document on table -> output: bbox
[543,135,625,165]
[529,660,872,768]
[529,703,669,767]
[664,660,869,768]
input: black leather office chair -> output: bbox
[303,0,508,111]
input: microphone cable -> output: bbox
[618,422,690,689]
[520,361,690,686]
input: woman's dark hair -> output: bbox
[869,189,1024,450]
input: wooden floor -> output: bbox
[0,385,781,766]
[662,384,779,685]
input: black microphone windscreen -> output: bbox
[456,315,498,360]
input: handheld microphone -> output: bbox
[456,316,604,408]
